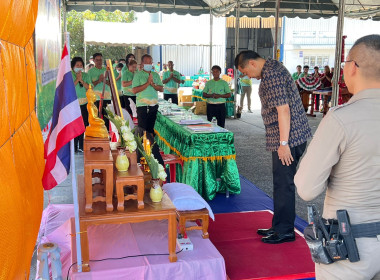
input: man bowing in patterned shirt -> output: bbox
[235,51,312,244]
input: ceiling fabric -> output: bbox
[83,20,224,46]
[65,0,379,20]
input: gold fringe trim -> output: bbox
[154,129,236,162]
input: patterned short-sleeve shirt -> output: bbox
[259,58,312,151]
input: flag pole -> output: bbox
[65,33,83,273]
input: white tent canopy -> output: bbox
[84,20,224,46]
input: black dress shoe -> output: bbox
[261,232,295,244]
[257,228,275,237]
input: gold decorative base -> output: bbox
[85,126,108,139]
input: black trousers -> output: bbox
[207,103,226,128]
[136,105,159,134]
[74,103,89,151]
[123,95,136,117]
[271,142,307,234]
[164,93,178,105]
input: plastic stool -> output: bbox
[161,154,183,183]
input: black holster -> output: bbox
[304,206,360,264]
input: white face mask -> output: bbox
[74,67,83,73]
[117,70,121,73]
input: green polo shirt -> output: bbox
[113,69,122,93]
[163,70,181,95]
[240,75,252,87]
[132,70,163,107]
[203,79,231,104]
[87,66,111,100]
[121,68,135,96]
[292,72,301,81]
[72,71,90,105]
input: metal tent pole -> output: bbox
[84,42,87,65]
[210,8,213,78]
[274,0,281,60]
[332,0,346,107]
[233,1,240,118]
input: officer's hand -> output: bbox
[277,145,294,166]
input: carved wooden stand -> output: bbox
[84,137,113,213]
[176,208,210,239]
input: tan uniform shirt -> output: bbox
[295,88,380,225]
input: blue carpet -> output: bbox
[209,175,309,232]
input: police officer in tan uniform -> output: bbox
[295,34,380,279]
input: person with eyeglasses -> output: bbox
[162,61,184,105]
[71,57,90,153]
[132,54,163,135]
[295,34,380,279]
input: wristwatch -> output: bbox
[280,141,288,146]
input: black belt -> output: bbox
[330,221,380,238]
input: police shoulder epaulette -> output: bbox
[329,103,349,112]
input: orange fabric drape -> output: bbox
[0,1,44,279]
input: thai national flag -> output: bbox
[42,44,85,190]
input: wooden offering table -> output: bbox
[115,164,145,211]
[77,175,178,272]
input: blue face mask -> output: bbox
[74,67,83,73]
[143,64,153,72]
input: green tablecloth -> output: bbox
[180,76,194,88]
[154,101,241,200]
[192,74,210,80]
[191,89,235,117]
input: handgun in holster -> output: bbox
[336,209,360,262]
[304,205,334,264]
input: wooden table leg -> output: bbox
[323,95,329,116]
[80,221,91,272]
[308,93,316,117]
[202,214,209,239]
[84,166,93,213]
[105,166,114,212]
[137,179,145,209]
[116,181,124,211]
[168,212,178,262]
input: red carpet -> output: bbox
[208,211,315,280]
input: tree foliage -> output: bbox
[66,10,136,63]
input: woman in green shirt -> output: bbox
[122,59,138,117]
[203,65,231,128]
[71,57,89,153]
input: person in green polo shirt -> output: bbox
[87,52,111,130]
[113,63,123,93]
[292,65,302,81]
[71,57,90,153]
[162,61,184,104]
[132,54,163,134]
[122,59,138,116]
[238,70,253,113]
[203,65,231,128]
[122,53,136,74]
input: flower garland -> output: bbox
[104,108,137,153]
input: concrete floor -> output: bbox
[32,83,327,278]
